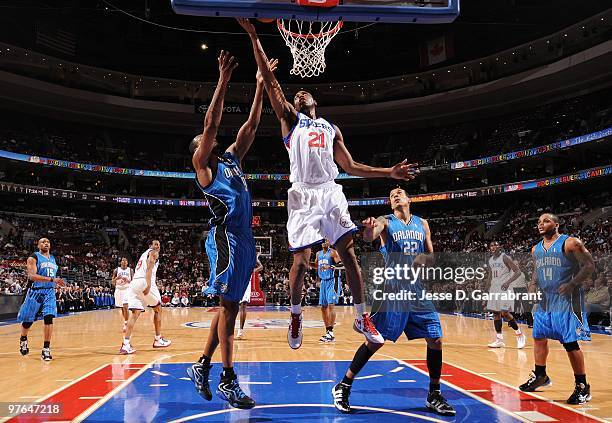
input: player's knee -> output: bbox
[562,341,580,352]
[427,337,442,349]
[43,315,53,325]
[22,322,33,329]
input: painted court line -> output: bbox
[398,380,416,383]
[355,374,382,380]
[78,397,103,400]
[407,359,604,423]
[149,384,168,387]
[104,380,125,382]
[238,381,272,385]
[179,377,191,381]
[150,370,169,377]
[390,366,405,373]
[297,380,334,384]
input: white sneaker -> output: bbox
[119,343,136,355]
[236,329,244,339]
[153,337,172,348]
[488,339,505,348]
[516,333,526,349]
[353,314,384,344]
[288,313,303,350]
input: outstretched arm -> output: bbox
[192,51,238,183]
[333,125,419,180]
[362,216,388,243]
[237,18,297,136]
[228,58,278,161]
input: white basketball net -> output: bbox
[277,19,343,78]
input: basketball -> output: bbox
[1,0,610,422]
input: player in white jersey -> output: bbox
[238,18,418,349]
[486,241,526,349]
[236,250,263,340]
[119,240,171,354]
[112,257,133,333]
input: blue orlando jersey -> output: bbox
[317,249,334,280]
[31,252,58,289]
[380,214,426,265]
[196,152,253,230]
[534,234,580,311]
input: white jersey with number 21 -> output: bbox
[284,112,338,185]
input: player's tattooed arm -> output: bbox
[236,18,298,135]
[333,125,419,180]
[558,237,595,296]
[229,58,278,161]
[501,254,521,290]
[362,216,387,243]
[143,250,159,296]
[192,51,237,183]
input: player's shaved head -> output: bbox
[542,213,559,223]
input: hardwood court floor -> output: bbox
[0,306,610,421]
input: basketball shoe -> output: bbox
[353,314,384,344]
[487,338,505,348]
[567,383,591,405]
[153,337,171,348]
[19,338,29,356]
[186,363,213,401]
[520,371,552,392]
[426,390,455,416]
[288,313,303,349]
[216,376,255,409]
[236,329,244,339]
[332,382,351,413]
[516,333,526,349]
[41,347,52,361]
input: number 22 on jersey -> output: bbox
[308,131,326,148]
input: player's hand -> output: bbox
[362,217,378,229]
[256,58,278,84]
[390,160,419,181]
[501,282,510,291]
[557,282,574,296]
[218,50,238,80]
[53,277,65,287]
[237,18,257,35]
[528,283,537,294]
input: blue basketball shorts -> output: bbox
[18,288,57,322]
[532,309,591,343]
[204,226,256,303]
[371,310,443,342]
[319,278,337,306]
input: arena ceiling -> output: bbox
[0,0,610,83]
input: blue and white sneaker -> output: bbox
[216,377,256,409]
[186,363,212,401]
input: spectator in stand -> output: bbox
[586,274,610,314]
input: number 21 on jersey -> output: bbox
[308,131,326,148]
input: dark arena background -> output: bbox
[0,1,610,422]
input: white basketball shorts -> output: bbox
[114,286,129,307]
[287,181,357,251]
[127,277,161,310]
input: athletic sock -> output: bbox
[429,382,441,393]
[20,336,27,341]
[290,304,301,315]
[341,375,354,386]
[43,341,50,349]
[198,354,211,366]
[535,365,547,377]
[123,338,131,345]
[354,303,366,316]
[155,335,161,341]
[221,367,236,382]
[508,319,519,331]
[575,374,587,385]
[494,319,503,334]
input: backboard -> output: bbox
[171,0,460,24]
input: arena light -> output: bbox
[200,43,208,51]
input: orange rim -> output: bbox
[277,20,343,40]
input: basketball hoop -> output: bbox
[277,0,343,78]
